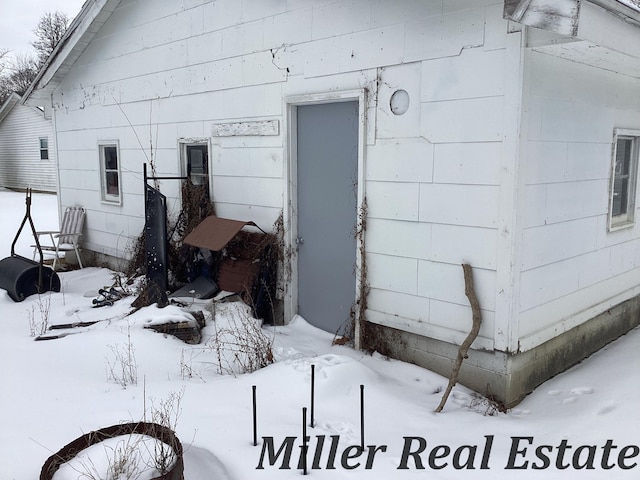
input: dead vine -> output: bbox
[208,306,274,375]
[222,228,279,324]
[125,179,216,288]
[340,198,369,346]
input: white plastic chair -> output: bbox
[33,206,86,270]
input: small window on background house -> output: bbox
[39,137,49,160]
[99,142,121,203]
[180,141,210,199]
[609,129,640,230]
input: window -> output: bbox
[609,129,640,230]
[99,142,121,203]
[179,139,210,199]
[39,137,49,160]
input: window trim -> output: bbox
[178,137,212,196]
[39,137,49,160]
[98,140,122,205]
[608,129,640,231]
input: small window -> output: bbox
[99,142,121,203]
[179,140,210,199]
[39,137,49,160]
[609,129,640,230]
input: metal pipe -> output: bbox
[302,407,308,475]
[310,364,315,428]
[360,384,365,450]
[252,385,257,446]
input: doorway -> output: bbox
[295,101,360,334]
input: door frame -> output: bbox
[283,89,367,347]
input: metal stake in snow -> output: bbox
[310,364,315,428]
[302,407,308,475]
[360,384,365,450]
[252,385,258,446]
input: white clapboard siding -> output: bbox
[0,99,56,192]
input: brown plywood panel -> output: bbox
[183,215,257,251]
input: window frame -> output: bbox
[39,137,49,160]
[98,141,122,205]
[608,129,640,231]
[178,137,211,198]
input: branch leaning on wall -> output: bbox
[112,95,160,190]
[435,263,482,413]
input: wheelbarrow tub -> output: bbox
[0,256,60,302]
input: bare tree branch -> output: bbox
[0,49,9,76]
[0,11,69,104]
[435,263,483,413]
[9,54,39,94]
[32,11,69,66]
[0,53,39,104]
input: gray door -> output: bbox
[296,101,359,334]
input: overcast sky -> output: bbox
[1,0,86,60]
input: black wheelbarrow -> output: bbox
[0,189,60,302]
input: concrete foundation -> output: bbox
[87,250,131,273]
[363,294,640,408]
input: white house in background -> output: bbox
[23,0,640,406]
[0,93,57,192]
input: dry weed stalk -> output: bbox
[273,211,292,300]
[124,179,215,288]
[208,307,274,375]
[341,198,369,346]
[469,393,501,417]
[58,433,172,480]
[106,321,138,388]
[180,348,205,382]
[27,293,51,337]
[146,388,184,474]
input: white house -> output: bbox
[23,0,640,406]
[0,93,57,192]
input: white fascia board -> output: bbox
[23,0,120,105]
[578,0,640,59]
[39,0,116,87]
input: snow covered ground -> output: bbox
[0,189,638,479]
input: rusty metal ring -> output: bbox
[40,422,184,480]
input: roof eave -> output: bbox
[592,0,640,24]
[0,93,21,124]
[504,0,640,36]
[22,0,121,106]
